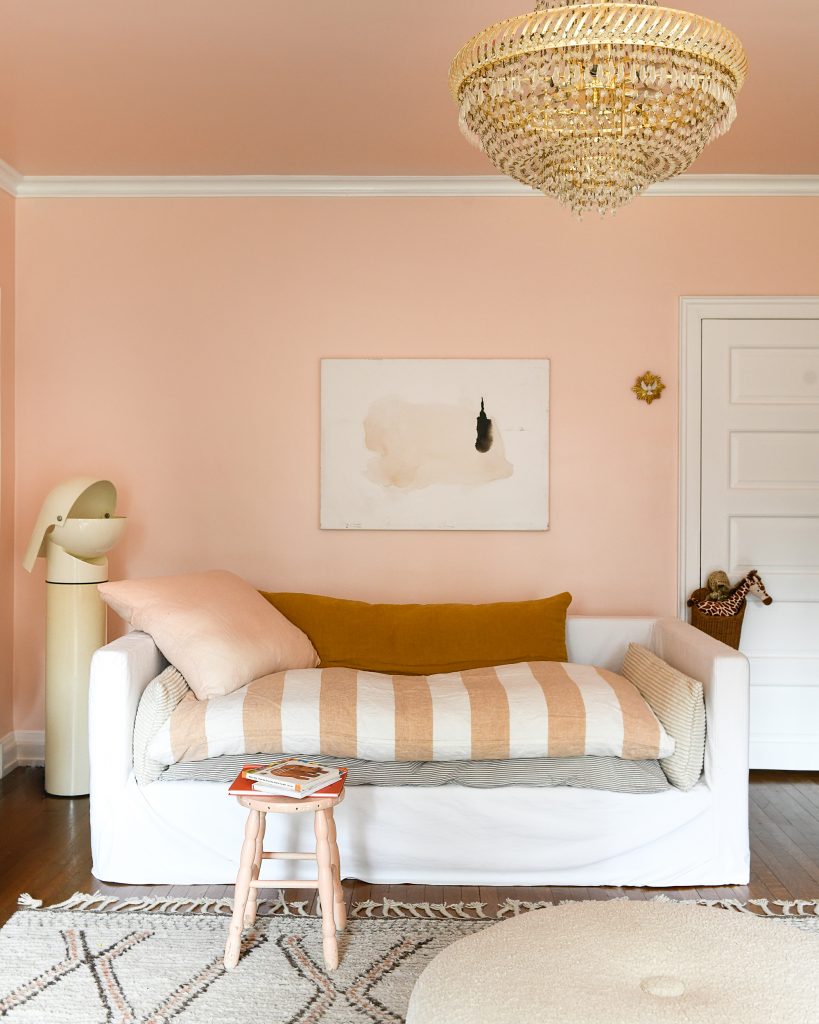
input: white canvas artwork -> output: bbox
[320,359,550,530]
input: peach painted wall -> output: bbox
[12,196,819,730]
[0,190,14,738]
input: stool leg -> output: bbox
[314,808,339,971]
[326,807,346,931]
[224,808,260,970]
[244,811,266,928]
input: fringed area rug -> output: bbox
[1,894,818,1023]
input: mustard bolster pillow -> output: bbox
[261,591,572,675]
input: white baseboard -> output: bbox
[750,735,819,771]
[0,730,45,777]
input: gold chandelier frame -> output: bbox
[449,5,747,101]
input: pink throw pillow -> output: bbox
[98,570,319,700]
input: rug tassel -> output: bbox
[44,891,117,912]
[16,893,43,909]
[18,890,311,916]
[351,896,819,920]
[773,900,797,918]
[21,892,819,920]
[498,899,552,917]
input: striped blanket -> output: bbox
[149,662,674,766]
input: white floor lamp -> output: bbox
[23,478,126,796]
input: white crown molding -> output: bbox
[0,730,45,777]
[649,174,819,197]
[0,158,23,197]
[3,172,817,200]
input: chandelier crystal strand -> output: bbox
[449,0,747,215]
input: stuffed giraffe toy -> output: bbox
[688,569,773,617]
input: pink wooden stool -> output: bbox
[224,789,346,971]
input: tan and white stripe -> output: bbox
[530,661,587,757]
[493,662,548,755]
[393,675,433,762]
[150,661,675,767]
[427,671,473,761]
[280,669,322,753]
[355,670,396,760]
[320,668,357,754]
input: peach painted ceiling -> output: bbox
[0,0,816,176]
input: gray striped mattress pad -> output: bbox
[158,753,670,793]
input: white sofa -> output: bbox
[89,616,750,887]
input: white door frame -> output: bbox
[678,296,819,618]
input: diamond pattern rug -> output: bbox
[1,896,817,1023]
[0,908,482,1023]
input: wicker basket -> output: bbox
[688,587,746,650]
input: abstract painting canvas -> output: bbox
[321,359,549,530]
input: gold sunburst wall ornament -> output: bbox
[449,0,747,217]
[632,371,666,405]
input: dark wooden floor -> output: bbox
[2,766,819,927]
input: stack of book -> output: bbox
[228,758,346,800]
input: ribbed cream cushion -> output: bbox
[133,665,190,785]
[622,643,705,791]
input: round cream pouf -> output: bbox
[405,901,819,1024]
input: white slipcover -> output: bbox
[89,617,750,886]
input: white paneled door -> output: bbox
[700,317,819,769]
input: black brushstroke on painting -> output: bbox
[475,398,493,453]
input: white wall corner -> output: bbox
[0,730,45,776]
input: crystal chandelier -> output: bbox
[449,0,747,215]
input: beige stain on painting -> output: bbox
[364,397,513,490]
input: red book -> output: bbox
[228,764,347,799]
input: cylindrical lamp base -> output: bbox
[45,579,107,796]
